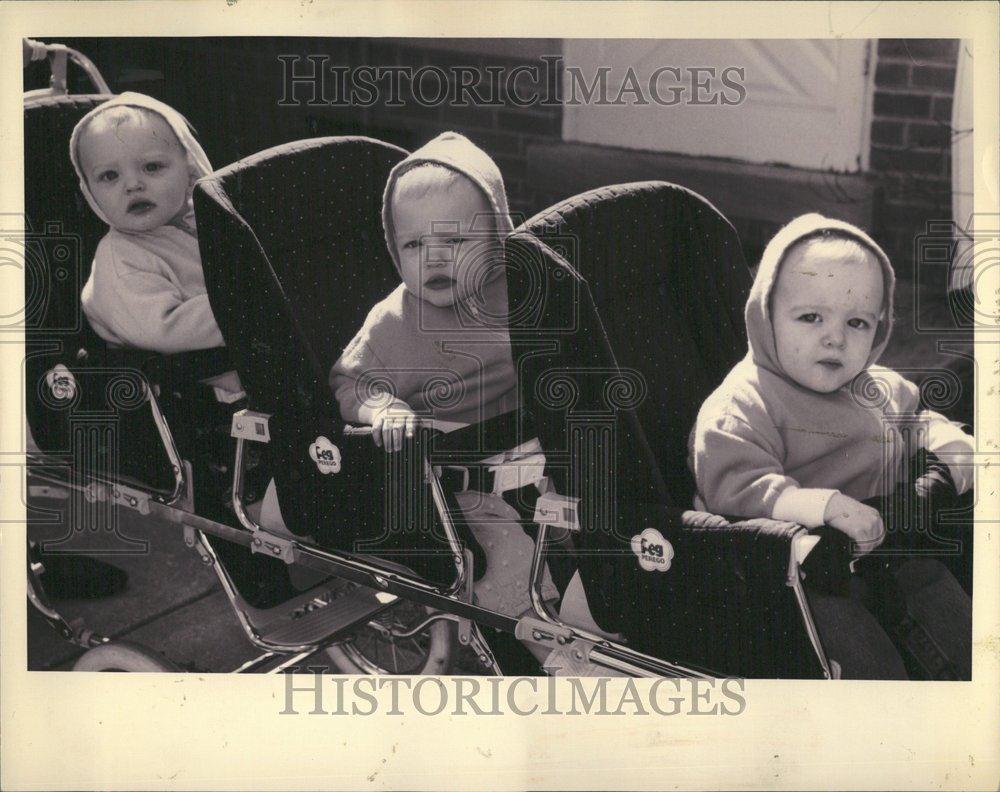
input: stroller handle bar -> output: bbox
[23,38,111,97]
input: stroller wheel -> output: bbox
[72,641,180,672]
[325,598,455,675]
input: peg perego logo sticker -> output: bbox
[309,436,342,474]
[45,364,77,401]
[630,528,674,573]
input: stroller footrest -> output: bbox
[251,585,397,648]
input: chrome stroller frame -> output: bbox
[28,408,716,677]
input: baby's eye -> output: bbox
[848,318,870,330]
[143,161,166,174]
[797,313,820,323]
[401,240,419,250]
[96,170,118,183]
[445,236,465,244]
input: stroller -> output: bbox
[26,42,844,678]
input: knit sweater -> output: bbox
[690,214,974,526]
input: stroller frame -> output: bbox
[27,397,723,677]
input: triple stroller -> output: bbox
[26,43,857,678]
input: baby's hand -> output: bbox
[915,470,956,500]
[823,493,885,556]
[371,402,420,452]
[915,455,957,501]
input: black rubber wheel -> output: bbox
[72,641,180,672]
[325,598,455,675]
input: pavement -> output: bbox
[26,492,486,674]
[27,496,270,672]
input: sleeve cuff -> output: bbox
[925,420,975,495]
[926,420,974,453]
[772,487,839,528]
[934,440,976,495]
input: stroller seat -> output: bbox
[24,86,295,622]
[194,136,465,585]
[24,93,243,499]
[515,183,831,677]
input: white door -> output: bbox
[562,39,873,173]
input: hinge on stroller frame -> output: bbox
[515,615,577,649]
[82,480,152,515]
[110,483,152,515]
[454,547,476,646]
[250,529,298,564]
[231,410,271,443]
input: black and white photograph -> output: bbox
[3,2,998,790]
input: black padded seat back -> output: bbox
[195,137,454,580]
[503,231,668,516]
[195,137,404,411]
[512,184,813,669]
[520,182,752,504]
[23,94,111,330]
[23,95,111,412]
[23,94,176,492]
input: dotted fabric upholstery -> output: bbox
[516,184,823,677]
[24,94,111,303]
[520,181,752,504]
[196,136,405,382]
[194,138,455,581]
[23,95,111,363]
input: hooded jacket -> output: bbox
[74,93,226,355]
[690,214,973,526]
[69,92,212,228]
[330,132,518,426]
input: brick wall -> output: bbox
[870,39,959,280]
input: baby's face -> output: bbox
[77,111,191,233]
[771,239,884,393]
[392,178,498,308]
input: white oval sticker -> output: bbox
[630,527,674,573]
[309,436,342,474]
[45,364,77,401]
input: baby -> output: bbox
[331,131,518,445]
[330,131,560,620]
[72,92,238,399]
[691,214,974,678]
